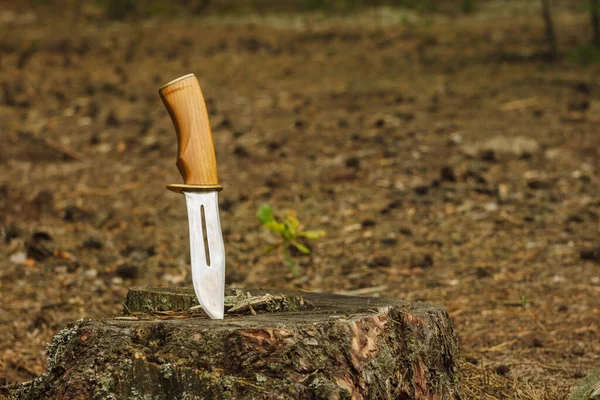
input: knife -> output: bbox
[159,74,225,319]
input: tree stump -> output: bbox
[13,287,460,399]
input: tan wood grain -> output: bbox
[159,74,219,185]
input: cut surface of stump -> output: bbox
[14,287,460,400]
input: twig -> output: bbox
[500,97,538,111]
[505,360,567,372]
[339,285,388,296]
[478,339,518,352]
[18,131,84,161]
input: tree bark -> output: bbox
[541,0,558,58]
[13,287,460,400]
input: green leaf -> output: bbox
[298,230,326,239]
[263,221,285,234]
[257,204,275,225]
[282,221,295,241]
[285,210,299,232]
[291,241,310,254]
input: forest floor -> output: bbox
[1,2,599,399]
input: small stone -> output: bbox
[9,252,27,264]
[480,149,496,162]
[116,264,139,279]
[484,202,498,212]
[462,170,487,184]
[368,255,391,268]
[580,246,600,263]
[62,205,90,222]
[128,250,147,262]
[234,145,249,157]
[162,273,186,285]
[480,136,539,158]
[413,185,429,196]
[32,231,52,241]
[345,156,360,169]
[380,238,398,246]
[410,254,433,269]
[343,224,362,233]
[266,141,281,152]
[498,184,510,201]
[78,117,92,127]
[380,199,402,214]
[558,304,568,312]
[474,267,491,278]
[440,166,456,182]
[90,134,101,146]
[82,235,104,250]
[105,111,120,127]
[361,219,376,228]
[26,232,54,261]
[527,179,551,190]
[147,246,156,257]
[264,174,282,189]
[448,133,462,145]
[532,108,544,118]
[399,227,413,236]
[84,269,98,280]
[220,198,235,212]
[54,265,68,274]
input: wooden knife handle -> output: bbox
[159,74,219,186]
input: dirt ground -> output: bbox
[1,2,599,399]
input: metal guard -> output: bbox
[166,184,223,194]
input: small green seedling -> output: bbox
[257,204,325,276]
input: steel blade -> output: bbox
[184,191,225,319]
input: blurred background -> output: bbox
[1,0,599,398]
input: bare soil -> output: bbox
[1,2,599,399]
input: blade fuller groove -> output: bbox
[200,204,211,266]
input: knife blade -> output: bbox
[159,73,225,319]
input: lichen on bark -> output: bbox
[13,288,460,400]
